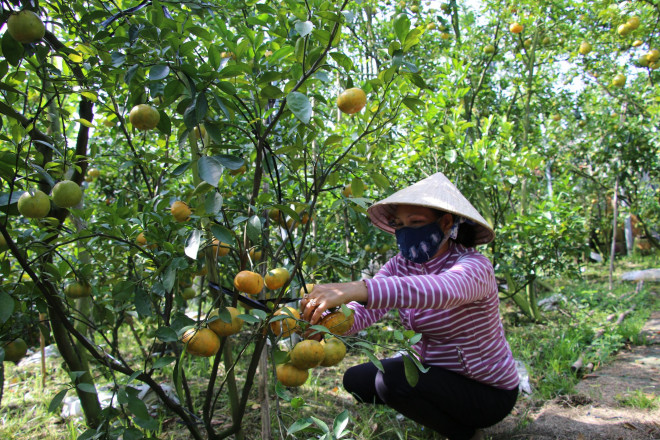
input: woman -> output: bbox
[301,172,519,440]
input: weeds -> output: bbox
[615,390,659,409]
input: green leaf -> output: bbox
[260,85,284,99]
[402,28,422,51]
[0,291,14,324]
[311,416,330,433]
[362,350,384,373]
[198,156,224,187]
[393,14,410,45]
[149,65,170,81]
[127,394,151,420]
[134,288,152,317]
[157,110,171,135]
[236,313,260,323]
[333,410,350,438]
[287,418,313,435]
[153,356,176,369]
[48,389,68,413]
[370,173,390,189]
[155,326,179,342]
[246,215,262,243]
[403,355,420,387]
[402,97,425,115]
[77,382,98,394]
[184,229,201,260]
[213,154,245,170]
[275,381,292,401]
[1,32,24,66]
[295,21,314,37]
[286,92,311,125]
[171,161,191,176]
[211,225,234,246]
[205,192,223,215]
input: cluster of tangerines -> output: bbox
[181,268,355,388]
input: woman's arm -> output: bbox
[366,253,497,310]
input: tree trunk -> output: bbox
[609,176,619,291]
[49,308,102,428]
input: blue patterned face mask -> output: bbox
[395,222,446,264]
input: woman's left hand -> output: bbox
[301,281,367,325]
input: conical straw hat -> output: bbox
[367,172,495,245]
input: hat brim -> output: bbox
[367,173,495,245]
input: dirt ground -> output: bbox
[487,310,660,440]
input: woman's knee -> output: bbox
[374,357,412,403]
[342,362,381,404]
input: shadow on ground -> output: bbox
[487,310,660,440]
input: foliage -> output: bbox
[1,0,659,438]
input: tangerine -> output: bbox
[319,310,355,336]
[233,271,264,295]
[290,339,325,369]
[208,307,244,336]
[336,88,367,115]
[276,362,309,387]
[320,338,347,367]
[129,104,160,130]
[171,201,191,222]
[270,306,300,337]
[182,328,220,357]
[265,267,290,290]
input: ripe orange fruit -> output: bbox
[319,310,355,336]
[171,201,191,222]
[265,267,290,290]
[181,328,220,357]
[290,339,325,369]
[509,22,523,34]
[136,232,156,249]
[129,104,160,130]
[7,10,45,44]
[17,189,50,219]
[276,362,309,387]
[208,307,244,336]
[65,281,92,298]
[248,248,262,261]
[320,338,347,366]
[337,88,367,115]
[342,184,352,198]
[211,239,231,257]
[299,283,315,297]
[270,306,300,337]
[233,271,264,295]
[268,208,286,226]
[52,180,83,208]
[2,338,28,363]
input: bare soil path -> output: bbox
[487,311,660,440]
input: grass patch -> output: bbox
[615,390,659,409]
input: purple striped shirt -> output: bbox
[346,241,519,390]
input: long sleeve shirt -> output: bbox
[346,241,520,391]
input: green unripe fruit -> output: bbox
[51,180,83,208]
[3,338,28,363]
[18,189,50,218]
[7,10,45,44]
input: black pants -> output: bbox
[343,357,518,440]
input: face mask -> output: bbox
[395,221,446,264]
